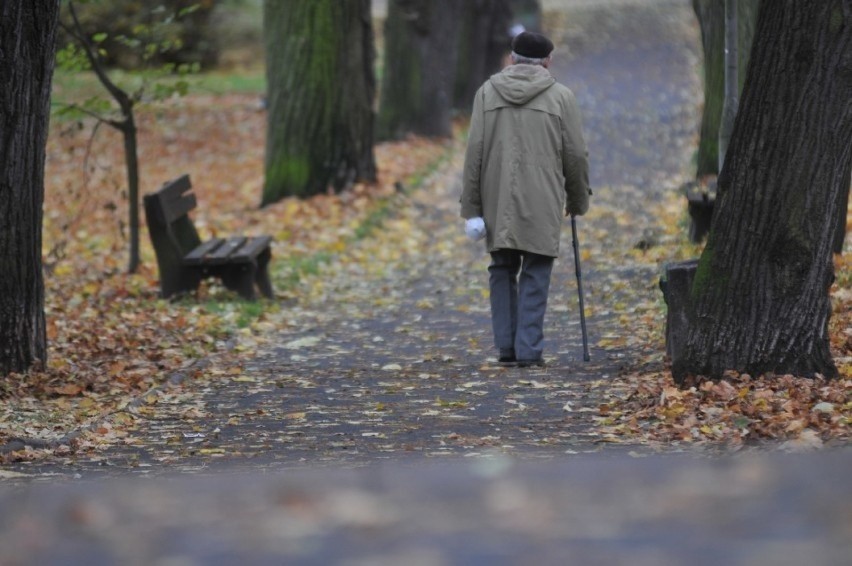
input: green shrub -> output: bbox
[60,0,219,69]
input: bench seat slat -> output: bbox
[231,236,272,261]
[183,238,225,265]
[206,237,248,263]
[184,237,253,266]
[183,236,271,266]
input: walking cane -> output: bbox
[571,216,591,362]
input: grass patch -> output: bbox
[195,70,266,95]
[272,142,455,291]
[183,294,273,331]
[51,67,267,111]
[353,204,393,241]
[277,252,335,290]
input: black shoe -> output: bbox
[498,354,517,366]
[498,349,516,364]
[517,358,545,368]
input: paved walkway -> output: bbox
[2,449,851,565]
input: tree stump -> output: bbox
[660,259,699,377]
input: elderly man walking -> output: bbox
[460,31,591,367]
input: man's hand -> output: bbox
[464,217,486,241]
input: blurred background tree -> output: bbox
[377,0,463,140]
[692,0,759,180]
[378,0,537,138]
[453,0,513,114]
[509,0,542,32]
[58,0,220,70]
[262,0,377,204]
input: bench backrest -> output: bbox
[144,174,203,258]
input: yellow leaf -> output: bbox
[54,263,73,277]
[55,384,84,396]
[198,448,225,455]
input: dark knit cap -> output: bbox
[511,31,554,59]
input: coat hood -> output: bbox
[489,64,556,105]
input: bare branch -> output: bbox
[53,101,117,128]
[83,119,105,181]
[67,0,133,113]
[58,19,86,44]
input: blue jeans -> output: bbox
[488,249,554,361]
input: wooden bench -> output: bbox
[144,175,274,301]
[683,177,717,243]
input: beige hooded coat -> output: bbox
[460,64,590,258]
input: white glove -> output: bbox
[464,217,486,241]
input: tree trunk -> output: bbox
[377,0,462,140]
[453,0,514,114]
[262,0,377,204]
[121,112,141,273]
[509,0,542,33]
[833,179,849,253]
[674,1,852,382]
[0,1,59,374]
[692,0,759,178]
[718,0,739,172]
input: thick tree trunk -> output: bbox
[0,2,59,374]
[262,0,377,204]
[453,0,514,114]
[674,1,852,382]
[692,0,759,178]
[377,0,462,140]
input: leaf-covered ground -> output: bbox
[1,90,452,458]
[2,0,849,476]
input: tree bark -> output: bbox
[122,113,141,272]
[262,0,377,204]
[675,1,852,382]
[718,0,739,172]
[833,179,849,253]
[453,0,514,114]
[0,1,59,374]
[692,0,759,178]
[377,0,462,140]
